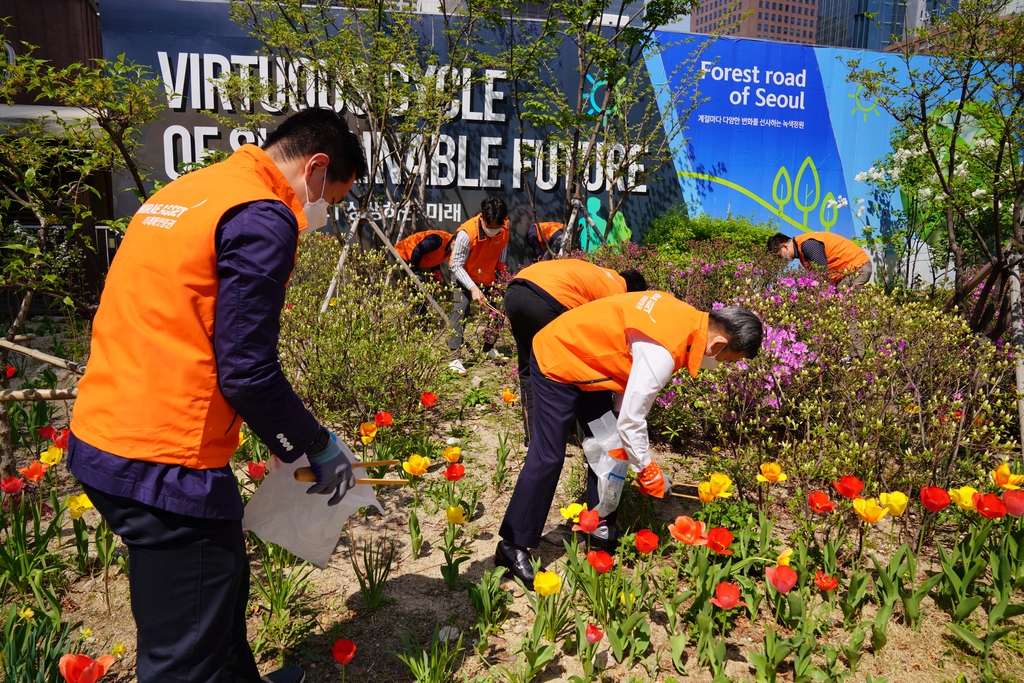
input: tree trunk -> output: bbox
[0,290,35,477]
[1009,264,1024,467]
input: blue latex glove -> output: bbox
[305,430,355,506]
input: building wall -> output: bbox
[691,0,819,43]
[815,0,905,48]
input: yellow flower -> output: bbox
[950,486,979,511]
[880,491,909,517]
[502,388,518,404]
[534,571,562,596]
[992,462,1024,490]
[444,446,461,463]
[19,607,34,620]
[80,627,93,638]
[40,446,63,466]
[445,506,466,524]
[359,422,378,445]
[67,493,94,520]
[111,643,126,658]
[707,472,733,498]
[711,446,721,453]
[559,502,586,522]
[697,481,715,503]
[777,547,793,567]
[904,404,921,414]
[329,298,337,307]
[756,462,788,483]
[403,455,430,477]
[619,591,637,609]
[853,497,888,524]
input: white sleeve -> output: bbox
[448,231,477,291]
[616,334,676,471]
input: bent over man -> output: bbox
[768,231,872,286]
[526,221,566,262]
[395,229,454,282]
[495,294,762,587]
[68,109,367,683]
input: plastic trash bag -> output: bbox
[243,453,382,568]
[582,411,630,517]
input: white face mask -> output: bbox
[301,171,329,234]
[700,349,724,371]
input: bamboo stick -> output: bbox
[11,334,35,342]
[0,388,78,402]
[0,339,85,374]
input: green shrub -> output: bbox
[643,205,777,260]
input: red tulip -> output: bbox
[1004,490,1024,517]
[18,460,48,483]
[635,529,659,554]
[587,549,614,574]
[814,569,839,592]
[247,461,267,480]
[59,653,115,683]
[332,638,356,664]
[586,623,604,643]
[39,425,57,442]
[705,527,734,555]
[374,411,393,427]
[973,492,1007,519]
[444,463,465,482]
[709,581,745,610]
[1,477,23,495]
[4,365,14,379]
[573,508,602,534]
[807,490,836,513]
[766,565,798,593]
[832,476,864,499]
[920,485,951,513]
[421,392,438,407]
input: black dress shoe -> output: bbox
[263,666,305,683]
[494,540,535,590]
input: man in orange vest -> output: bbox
[526,221,566,262]
[448,197,509,376]
[67,109,366,683]
[395,229,454,283]
[768,231,872,286]
[505,259,647,444]
[495,294,762,587]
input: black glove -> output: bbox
[305,428,355,506]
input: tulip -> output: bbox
[420,392,438,407]
[853,497,888,523]
[18,460,48,483]
[972,492,1007,519]
[992,462,1024,490]
[587,549,614,574]
[949,486,978,511]
[920,486,951,513]
[756,462,788,483]
[4,365,14,379]
[1004,490,1024,517]
[572,509,602,534]
[19,606,34,620]
[443,446,461,463]
[54,428,70,450]
[776,547,793,567]
[586,623,604,643]
[40,446,63,466]
[814,569,839,592]
[808,490,836,513]
[766,565,798,593]
[502,388,517,404]
[403,455,430,477]
[534,571,562,596]
[374,411,393,427]
[247,461,267,480]
[668,515,707,546]
[444,463,465,482]
[635,529,659,554]
[67,493,93,520]
[109,644,126,658]
[59,653,116,683]
[708,472,733,498]
[709,581,745,610]
[880,491,908,517]
[697,481,715,503]
[832,475,864,499]
[332,638,356,664]
[359,422,378,445]
[39,425,58,442]
[445,506,466,524]
[705,527,734,555]
[1,477,24,495]
[559,502,586,523]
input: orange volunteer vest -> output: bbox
[795,232,869,282]
[395,230,453,270]
[534,291,709,393]
[534,222,565,249]
[514,259,626,310]
[71,145,307,469]
[454,214,509,286]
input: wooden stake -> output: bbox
[0,339,86,374]
[0,388,78,402]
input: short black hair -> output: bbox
[262,108,367,183]
[767,233,793,255]
[709,306,763,358]
[619,269,648,292]
[480,197,508,224]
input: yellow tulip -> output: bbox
[444,446,461,463]
[445,506,466,524]
[756,462,788,483]
[619,591,637,609]
[502,388,518,404]
[992,462,1024,490]
[880,491,908,517]
[40,446,63,466]
[949,486,979,511]
[111,643,127,658]
[359,422,378,445]
[534,571,562,596]
[853,497,888,524]
[403,455,430,477]
[777,547,793,566]
[66,493,94,521]
[708,472,734,498]
[559,502,586,522]
[698,481,715,503]
[18,607,34,620]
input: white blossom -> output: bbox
[855,171,869,183]
[856,206,866,218]
[954,159,969,178]
[971,188,987,198]
[918,187,933,200]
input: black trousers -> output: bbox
[83,485,261,683]
[498,353,615,548]
[503,281,567,443]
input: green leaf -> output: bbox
[946,622,985,653]
[670,631,688,674]
[951,596,984,624]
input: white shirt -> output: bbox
[449,229,508,292]
[613,331,678,471]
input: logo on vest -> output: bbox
[635,293,662,323]
[136,202,192,230]
[275,432,294,452]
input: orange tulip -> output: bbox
[359,422,378,445]
[992,462,1024,490]
[443,446,461,463]
[59,653,115,683]
[502,388,517,404]
[668,516,707,546]
[756,462,787,483]
[18,460,48,483]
